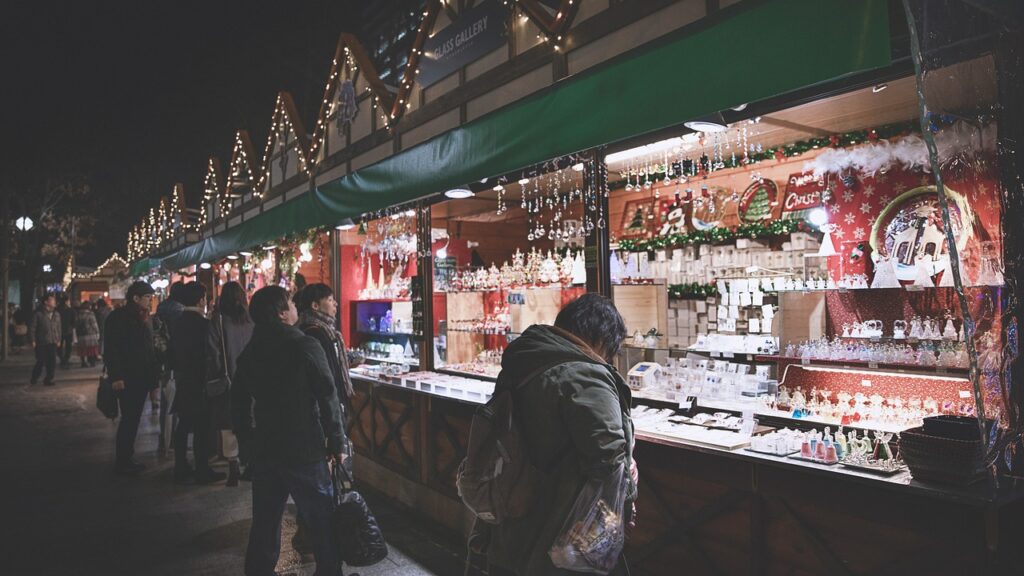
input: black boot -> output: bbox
[194,467,227,485]
[226,460,240,487]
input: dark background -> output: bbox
[4,0,364,266]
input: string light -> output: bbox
[73,253,129,280]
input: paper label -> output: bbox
[959,390,972,399]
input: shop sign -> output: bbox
[782,171,825,216]
[419,0,508,87]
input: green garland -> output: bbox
[618,219,809,253]
[668,282,719,300]
[609,120,919,187]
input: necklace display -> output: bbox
[358,209,417,300]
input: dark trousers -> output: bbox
[175,409,213,472]
[31,344,57,384]
[245,460,339,576]
[116,383,150,463]
[60,334,73,366]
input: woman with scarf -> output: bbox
[206,281,254,486]
[297,283,353,410]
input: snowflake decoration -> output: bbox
[829,203,841,214]
[844,213,856,225]
[833,227,846,239]
[842,190,855,203]
[879,194,893,206]
[853,226,866,239]
[863,185,875,198]
[859,202,872,214]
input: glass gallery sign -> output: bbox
[418,0,508,87]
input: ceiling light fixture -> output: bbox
[684,112,728,133]
[444,188,474,199]
[335,218,356,231]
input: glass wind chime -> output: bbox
[504,159,606,244]
[619,118,765,214]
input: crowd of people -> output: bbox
[22,294,111,386]
[15,278,639,575]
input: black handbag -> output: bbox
[96,368,119,420]
[205,315,231,397]
[332,459,388,567]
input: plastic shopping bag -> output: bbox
[549,462,627,574]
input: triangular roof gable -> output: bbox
[203,158,223,225]
[518,0,582,41]
[170,183,190,231]
[256,92,312,195]
[226,130,257,205]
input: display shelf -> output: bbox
[357,330,417,339]
[363,355,420,366]
[696,397,918,434]
[446,329,520,336]
[687,349,764,361]
[436,367,499,382]
[351,298,412,303]
[755,354,969,376]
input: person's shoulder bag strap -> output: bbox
[218,314,230,380]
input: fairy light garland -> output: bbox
[617,219,811,253]
[255,94,312,195]
[73,253,129,280]
[202,159,221,228]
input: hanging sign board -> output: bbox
[418,0,508,87]
[782,171,825,220]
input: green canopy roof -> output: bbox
[161,0,890,270]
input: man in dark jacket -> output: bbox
[104,281,160,475]
[168,282,225,484]
[486,294,636,576]
[28,294,61,386]
[234,285,346,576]
[56,296,75,368]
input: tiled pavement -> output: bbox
[0,351,478,576]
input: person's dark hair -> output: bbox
[168,281,186,303]
[95,298,107,309]
[294,272,307,290]
[298,283,334,312]
[179,281,207,307]
[217,281,250,322]
[126,281,156,301]
[554,293,628,361]
[250,285,291,326]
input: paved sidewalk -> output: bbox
[0,352,472,576]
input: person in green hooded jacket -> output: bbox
[486,293,636,576]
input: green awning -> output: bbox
[160,0,891,270]
[128,257,162,277]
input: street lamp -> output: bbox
[15,216,33,231]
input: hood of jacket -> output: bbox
[247,320,306,351]
[497,324,607,390]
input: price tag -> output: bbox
[679,396,697,412]
[959,390,972,399]
[868,362,879,369]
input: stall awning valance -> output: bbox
[128,257,163,277]
[160,0,891,270]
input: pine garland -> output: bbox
[668,282,719,300]
[618,219,809,253]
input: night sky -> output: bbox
[7,1,362,266]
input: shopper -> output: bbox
[104,281,160,475]
[94,298,110,357]
[57,296,75,368]
[485,293,636,576]
[206,281,254,486]
[234,285,345,576]
[297,283,354,411]
[169,281,225,485]
[28,294,61,386]
[75,301,101,367]
[154,281,186,415]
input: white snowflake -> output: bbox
[879,194,893,205]
[833,227,846,239]
[829,203,841,214]
[853,227,866,239]
[859,202,872,214]
[842,190,855,203]
[843,213,856,225]
[863,185,875,198]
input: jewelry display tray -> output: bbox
[839,460,907,476]
[744,447,799,457]
[787,454,840,466]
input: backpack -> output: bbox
[457,362,565,525]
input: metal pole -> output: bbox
[1,194,10,361]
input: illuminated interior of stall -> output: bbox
[431,164,591,379]
[338,211,420,371]
[607,66,1005,441]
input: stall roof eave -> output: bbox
[157,0,891,270]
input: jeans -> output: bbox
[116,383,150,463]
[175,408,213,472]
[245,460,339,576]
[60,334,73,366]
[31,343,57,384]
